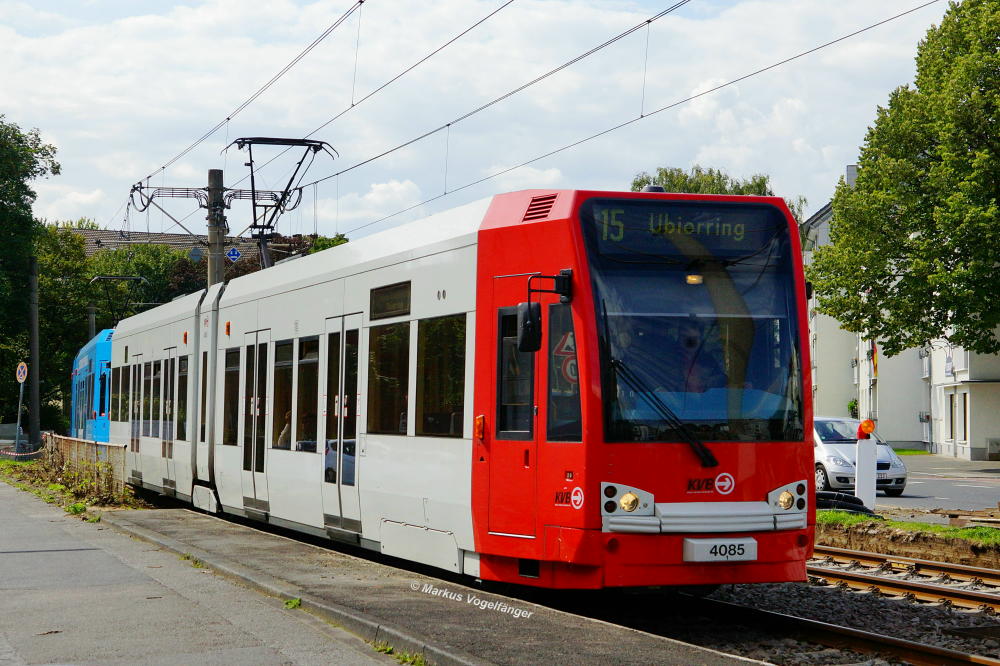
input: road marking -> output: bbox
[907,481,924,484]
[953,484,991,488]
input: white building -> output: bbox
[801,200,858,420]
[925,342,1000,460]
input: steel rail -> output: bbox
[690,596,1000,666]
[813,545,1000,585]
[807,564,1000,612]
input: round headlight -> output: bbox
[777,490,794,510]
[619,492,639,512]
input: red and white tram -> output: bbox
[105,188,813,589]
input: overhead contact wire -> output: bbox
[301,0,692,188]
[142,0,364,181]
[343,0,943,235]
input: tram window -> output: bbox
[547,304,582,441]
[199,351,208,442]
[272,340,294,449]
[163,358,174,443]
[416,314,465,437]
[111,367,121,421]
[371,281,411,320]
[296,337,319,452]
[177,356,189,441]
[151,361,162,438]
[99,369,107,417]
[121,365,130,424]
[497,309,534,439]
[143,362,152,436]
[367,322,410,435]
[222,348,240,446]
[326,332,341,443]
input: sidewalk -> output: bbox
[102,509,754,666]
[902,453,1000,479]
[0,482,391,665]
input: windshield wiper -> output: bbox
[610,357,719,468]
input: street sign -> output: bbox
[189,246,204,264]
[15,362,27,384]
[226,247,242,263]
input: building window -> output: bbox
[368,323,410,434]
[416,314,465,437]
[961,392,968,442]
[371,282,411,320]
[222,349,240,446]
[547,304,581,442]
[272,340,294,449]
[296,337,320,452]
[949,393,955,441]
[497,308,533,439]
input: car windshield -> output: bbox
[581,198,804,442]
[816,419,887,445]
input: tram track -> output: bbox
[682,595,1000,666]
[808,546,1000,613]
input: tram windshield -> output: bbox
[580,198,804,442]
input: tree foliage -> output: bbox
[0,116,59,424]
[631,165,807,221]
[807,0,1000,356]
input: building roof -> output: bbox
[71,228,259,259]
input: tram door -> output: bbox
[321,314,362,534]
[161,347,177,493]
[488,302,539,537]
[127,356,143,477]
[241,330,270,508]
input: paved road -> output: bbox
[876,454,1000,512]
[0,482,391,665]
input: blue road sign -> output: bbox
[226,247,242,263]
[15,362,27,384]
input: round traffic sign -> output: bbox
[15,362,27,384]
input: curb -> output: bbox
[101,511,487,666]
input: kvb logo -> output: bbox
[714,472,735,495]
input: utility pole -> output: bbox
[207,169,227,287]
[87,303,96,339]
[29,257,40,449]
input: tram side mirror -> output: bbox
[517,302,542,353]
[805,281,813,300]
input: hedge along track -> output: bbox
[809,546,1000,613]
[685,596,1000,666]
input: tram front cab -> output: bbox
[474,190,813,589]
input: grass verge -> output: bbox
[818,510,1000,546]
[893,448,931,455]
[0,452,148,521]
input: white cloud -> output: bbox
[0,0,952,235]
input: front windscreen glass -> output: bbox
[581,198,803,442]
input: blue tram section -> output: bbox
[70,329,114,442]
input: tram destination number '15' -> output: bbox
[599,208,625,242]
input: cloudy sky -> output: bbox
[1,0,949,241]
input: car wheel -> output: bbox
[884,488,904,497]
[815,465,831,491]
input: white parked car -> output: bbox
[813,417,907,497]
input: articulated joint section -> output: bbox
[601,480,808,534]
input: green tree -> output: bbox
[0,116,59,422]
[808,0,1000,356]
[87,244,187,326]
[308,233,349,254]
[631,165,807,221]
[35,225,91,431]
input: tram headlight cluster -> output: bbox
[777,491,794,510]
[619,492,640,512]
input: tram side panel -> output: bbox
[353,243,478,573]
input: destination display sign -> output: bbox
[581,199,787,260]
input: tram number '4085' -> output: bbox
[709,543,744,557]
[683,538,757,562]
